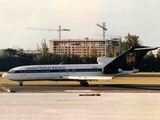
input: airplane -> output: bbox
[2,46,158,86]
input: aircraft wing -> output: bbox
[60,76,113,80]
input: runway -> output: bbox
[1,93,160,120]
[1,73,160,120]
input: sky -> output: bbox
[0,0,160,50]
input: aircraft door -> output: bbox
[20,68,25,76]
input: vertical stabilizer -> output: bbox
[104,46,158,70]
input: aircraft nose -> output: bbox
[2,73,8,79]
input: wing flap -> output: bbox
[60,76,113,80]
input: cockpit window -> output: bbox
[8,70,12,73]
[8,70,15,73]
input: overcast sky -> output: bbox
[0,0,160,50]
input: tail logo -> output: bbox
[126,52,136,66]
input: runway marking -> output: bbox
[64,90,93,93]
[0,84,10,92]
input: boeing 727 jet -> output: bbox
[2,46,158,86]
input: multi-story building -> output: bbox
[24,50,40,54]
[49,38,121,57]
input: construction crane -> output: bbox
[96,22,107,39]
[26,25,70,39]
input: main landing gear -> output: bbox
[80,81,89,86]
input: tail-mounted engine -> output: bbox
[102,67,122,74]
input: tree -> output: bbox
[70,54,83,64]
[90,47,97,58]
[2,48,18,57]
[122,33,141,51]
[37,39,49,54]
[35,39,52,64]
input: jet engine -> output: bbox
[102,67,122,74]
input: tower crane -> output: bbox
[96,22,107,39]
[26,25,70,39]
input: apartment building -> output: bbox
[49,38,121,57]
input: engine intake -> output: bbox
[102,68,122,74]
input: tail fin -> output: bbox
[104,46,158,70]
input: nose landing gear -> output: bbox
[18,81,23,86]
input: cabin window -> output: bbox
[72,69,76,73]
[65,69,69,73]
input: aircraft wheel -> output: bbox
[80,81,89,86]
[19,83,23,86]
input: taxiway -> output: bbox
[1,73,160,93]
[1,84,160,93]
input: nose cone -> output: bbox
[2,73,10,79]
[2,73,18,80]
[2,73,7,78]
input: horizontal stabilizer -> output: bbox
[60,76,113,80]
[135,47,158,51]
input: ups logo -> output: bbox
[126,52,136,65]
